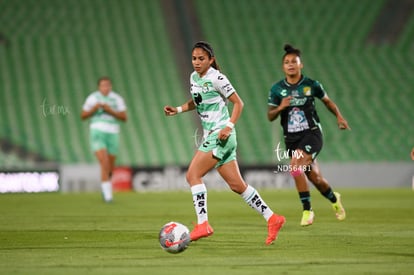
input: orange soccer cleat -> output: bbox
[190,221,214,241]
[265,214,286,245]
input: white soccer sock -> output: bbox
[191,183,208,224]
[101,181,113,202]
[241,185,274,221]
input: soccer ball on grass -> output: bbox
[159,221,191,254]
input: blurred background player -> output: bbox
[164,41,285,245]
[81,77,127,202]
[267,44,350,226]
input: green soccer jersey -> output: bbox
[190,67,236,137]
[82,91,126,134]
[268,75,327,137]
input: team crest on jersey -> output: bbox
[202,83,209,93]
[303,86,311,96]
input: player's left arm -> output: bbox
[102,96,127,122]
[101,104,127,121]
[218,92,244,140]
[321,96,350,130]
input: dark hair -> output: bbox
[97,76,112,85]
[282,44,301,61]
[192,41,220,70]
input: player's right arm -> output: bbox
[267,96,292,121]
[81,103,101,120]
[81,95,101,120]
[164,99,195,116]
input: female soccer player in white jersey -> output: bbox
[81,77,127,202]
[268,45,349,226]
[164,41,285,245]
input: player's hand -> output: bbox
[218,127,232,140]
[93,103,103,112]
[164,105,177,116]
[411,148,414,161]
[101,103,112,113]
[279,96,293,110]
[337,116,351,130]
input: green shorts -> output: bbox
[198,130,237,168]
[90,129,119,155]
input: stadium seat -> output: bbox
[0,0,412,165]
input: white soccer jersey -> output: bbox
[82,91,126,134]
[190,67,236,137]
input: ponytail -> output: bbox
[211,59,220,70]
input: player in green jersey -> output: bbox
[81,77,127,202]
[268,45,350,226]
[164,41,285,245]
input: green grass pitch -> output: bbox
[0,189,413,274]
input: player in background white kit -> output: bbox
[81,77,127,202]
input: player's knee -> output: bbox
[99,160,110,171]
[313,175,322,185]
[185,172,192,184]
[228,182,246,194]
[185,171,201,185]
[312,175,326,186]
